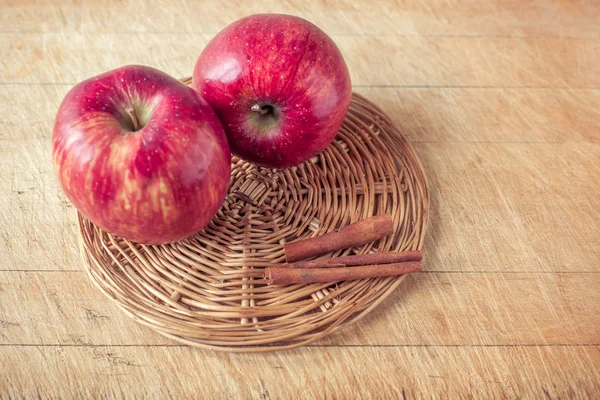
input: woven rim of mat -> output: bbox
[79,85,429,353]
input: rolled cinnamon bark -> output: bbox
[285,250,422,268]
[284,214,394,263]
[264,260,422,285]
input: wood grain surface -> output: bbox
[1,0,599,398]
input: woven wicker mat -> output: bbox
[79,90,429,352]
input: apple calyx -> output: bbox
[249,103,280,133]
[125,107,142,132]
[250,104,274,116]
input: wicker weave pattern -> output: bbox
[80,90,429,352]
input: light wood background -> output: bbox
[1,0,599,398]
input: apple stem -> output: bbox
[251,104,270,115]
[126,107,141,131]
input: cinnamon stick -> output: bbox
[284,214,394,263]
[286,250,422,268]
[264,261,422,285]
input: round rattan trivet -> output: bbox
[79,87,429,352]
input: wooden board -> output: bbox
[1,271,599,346]
[2,346,599,398]
[2,0,599,38]
[1,33,599,87]
[1,0,599,397]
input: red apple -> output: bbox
[52,65,231,244]
[192,14,352,169]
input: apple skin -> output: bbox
[52,65,231,245]
[192,14,352,169]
